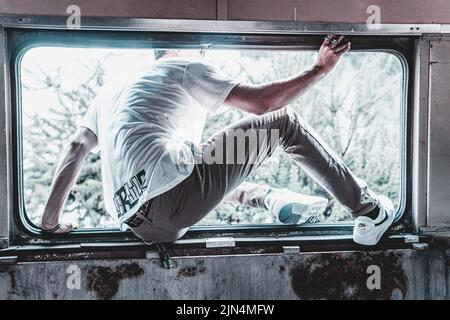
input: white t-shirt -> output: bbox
[79,58,239,230]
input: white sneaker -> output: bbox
[264,189,328,224]
[353,195,395,246]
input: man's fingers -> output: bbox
[334,41,351,53]
[324,35,348,49]
[324,34,337,45]
[336,43,351,57]
[326,34,339,41]
[336,35,345,43]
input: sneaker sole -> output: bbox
[282,199,328,224]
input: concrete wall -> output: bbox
[0,249,447,300]
[1,0,450,24]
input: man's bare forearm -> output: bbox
[41,141,89,229]
[256,36,351,113]
[225,36,351,115]
[255,65,327,112]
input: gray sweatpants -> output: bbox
[131,106,376,243]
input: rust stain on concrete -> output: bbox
[177,260,207,277]
[86,262,144,300]
[289,251,407,300]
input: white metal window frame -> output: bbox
[0,14,432,247]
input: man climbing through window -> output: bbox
[40,35,395,246]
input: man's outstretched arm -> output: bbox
[41,127,98,233]
[225,35,351,115]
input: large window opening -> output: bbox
[19,45,405,230]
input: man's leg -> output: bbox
[132,106,380,243]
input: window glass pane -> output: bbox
[21,47,403,229]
